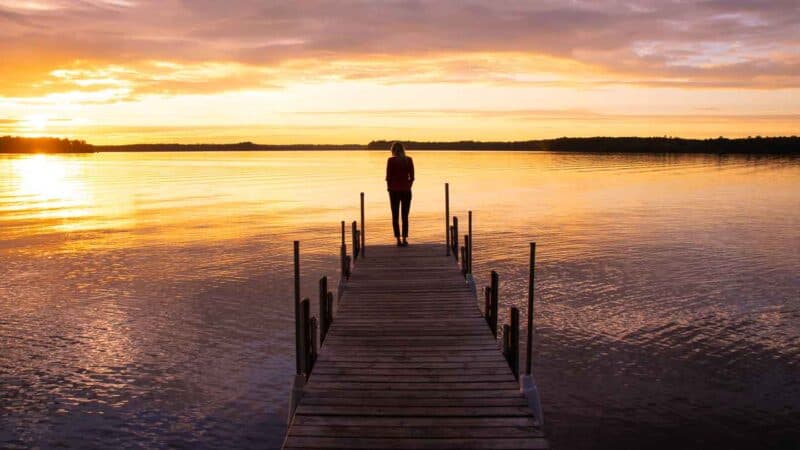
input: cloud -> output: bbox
[1,0,799,100]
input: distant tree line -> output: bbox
[0,136,94,153]
[367,136,800,154]
[93,141,365,152]
[2,135,798,154]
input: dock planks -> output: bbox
[283,244,548,450]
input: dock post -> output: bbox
[463,235,470,279]
[526,242,536,376]
[340,221,347,276]
[510,307,520,380]
[289,241,305,424]
[453,217,459,261]
[445,183,450,256]
[340,244,348,280]
[490,270,499,338]
[519,242,544,426]
[293,241,301,375]
[351,221,359,259]
[301,298,314,377]
[309,316,318,374]
[360,192,365,258]
[319,276,328,344]
[468,210,473,275]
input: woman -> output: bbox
[385,142,414,247]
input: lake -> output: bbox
[1,151,798,449]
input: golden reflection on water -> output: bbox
[1,151,798,252]
[1,151,798,449]
[10,154,92,219]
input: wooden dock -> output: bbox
[282,243,548,449]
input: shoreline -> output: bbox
[2,136,799,154]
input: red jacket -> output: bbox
[386,156,415,191]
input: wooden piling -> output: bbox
[510,307,520,380]
[351,221,359,259]
[300,298,310,376]
[490,270,499,338]
[445,183,450,256]
[526,242,536,376]
[464,235,470,278]
[309,316,318,375]
[452,217,459,261]
[468,210,473,275]
[325,291,333,334]
[360,192,365,258]
[293,241,301,375]
[319,276,328,344]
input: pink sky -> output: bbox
[1,0,799,143]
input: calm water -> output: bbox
[1,151,798,449]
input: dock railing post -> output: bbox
[340,221,348,277]
[351,221,359,259]
[319,276,328,344]
[519,242,544,427]
[463,235,470,279]
[299,298,309,376]
[510,307,520,380]
[468,210,473,275]
[453,217,459,261]
[309,316,318,373]
[526,242,536,376]
[293,241,301,375]
[289,241,306,424]
[490,270,499,338]
[445,183,450,255]
[360,192,365,258]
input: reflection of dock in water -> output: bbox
[283,185,548,449]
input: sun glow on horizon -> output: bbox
[21,115,50,134]
[0,1,798,143]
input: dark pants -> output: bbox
[389,190,412,238]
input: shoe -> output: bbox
[396,239,402,247]
[402,239,408,247]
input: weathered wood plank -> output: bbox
[302,389,526,399]
[283,436,549,449]
[288,425,544,438]
[292,415,538,427]
[282,243,547,449]
[299,396,529,407]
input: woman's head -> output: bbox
[390,141,406,158]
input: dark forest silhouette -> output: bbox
[0,136,92,153]
[368,136,800,153]
[1,135,798,154]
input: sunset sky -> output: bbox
[1,0,799,144]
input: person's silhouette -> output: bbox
[385,142,414,247]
